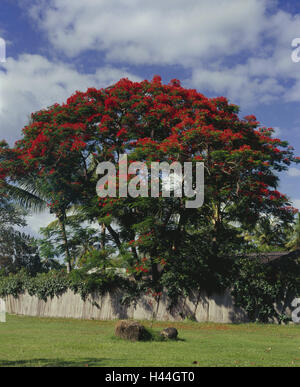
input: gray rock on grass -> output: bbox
[160,327,178,340]
[115,320,149,342]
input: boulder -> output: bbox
[160,327,178,340]
[115,320,149,341]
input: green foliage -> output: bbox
[286,213,300,251]
[38,217,102,270]
[0,267,128,302]
[159,222,248,307]
[232,253,300,323]
[0,271,25,298]
[244,216,292,253]
[0,192,45,275]
[0,270,68,300]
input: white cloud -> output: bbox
[186,7,300,105]
[189,66,286,106]
[288,168,300,177]
[0,54,140,144]
[27,0,267,65]
[20,0,300,106]
[25,211,56,236]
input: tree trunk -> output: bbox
[58,216,72,273]
[100,223,106,250]
[151,256,160,284]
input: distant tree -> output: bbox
[244,217,293,252]
[38,216,101,270]
[0,140,75,272]
[0,192,44,275]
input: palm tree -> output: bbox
[1,135,75,272]
[245,217,291,252]
[3,178,73,272]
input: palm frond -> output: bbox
[4,184,47,213]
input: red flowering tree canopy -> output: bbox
[1,76,299,287]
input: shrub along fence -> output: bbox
[1,249,299,324]
[2,288,248,323]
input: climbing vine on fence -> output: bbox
[0,269,129,302]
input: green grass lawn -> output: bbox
[1,314,300,367]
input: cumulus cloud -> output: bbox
[18,0,300,106]
[27,0,266,65]
[188,8,300,105]
[0,54,140,144]
[189,66,286,105]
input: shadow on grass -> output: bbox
[111,329,186,343]
[0,358,108,367]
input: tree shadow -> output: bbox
[0,358,109,367]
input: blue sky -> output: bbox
[0,0,300,234]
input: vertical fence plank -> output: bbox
[0,299,6,323]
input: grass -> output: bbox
[0,314,300,367]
